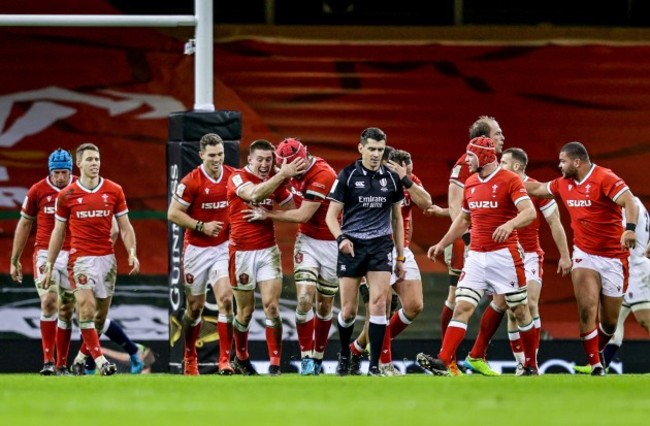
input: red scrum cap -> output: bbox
[276,137,307,164]
[467,136,497,168]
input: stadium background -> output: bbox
[1,0,649,372]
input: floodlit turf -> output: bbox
[1,374,649,425]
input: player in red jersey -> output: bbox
[525,141,638,376]
[417,136,540,376]
[10,149,76,375]
[227,139,305,376]
[463,147,573,375]
[43,143,140,376]
[167,133,235,376]
[443,116,506,375]
[244,138,338,375]
[12,149,144,376]
[501,148,572,374]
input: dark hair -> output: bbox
[199,133,224,151]
[360,127,386,146]
[388,149,412,165]
[382,145,395,162]
[469,115,497,139]
[502,147,528,169]
[75,143,99,161]
[249,139,275,154]
[560,141,590,162]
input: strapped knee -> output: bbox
[295,268,318,286]
[454,287,484,307]
[317,279,338,297]
[505,288,528,308]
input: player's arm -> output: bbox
[116,214,140,275]
[616,190,639,249]
[428,211,471,262]
[326,200,354,257]
[110,217,120,245]
[493,198,536,243]
[524,180,554,199]
[168,198,222,237]
[239,158,305,203]
[391,202,406,280]
[424,204,450,218]
[448,182,469,243]
[543,205,572,276]
[10,217,34,283]
[386,160,434,210]
[436,211,471,249]
[278,197,295,210]
[391,202,405,258]
[247,199,320,223]
[447,183,464,221]
[43,219,67,289]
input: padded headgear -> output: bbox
[48,149,73,172]
[466,136,496,168]
[275,138,307,164]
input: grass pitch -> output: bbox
[1,374,649,425]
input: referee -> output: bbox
[326,127,406,376]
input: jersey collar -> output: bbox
[77,177,104,193]
[573,163,596,186]
[46,175,73,192]
[200,164,223,184]
[355,159,386,176]
[477,166,501,183]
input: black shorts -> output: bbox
[337,235,394,278]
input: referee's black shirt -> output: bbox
[327,160,404,240]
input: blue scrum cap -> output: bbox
[48,149,73,172]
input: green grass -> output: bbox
[1,374,649,425]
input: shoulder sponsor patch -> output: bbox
[232,174,244,188]
[22,196,29,209]
[450,165,462,179]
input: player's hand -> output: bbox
[492,222,514,243]
[279,157,306,178]
[41,262,54,290]
[10,259,23,284]
[203,221,223,236]
[339,238,355,257]
[394,259,406,280]
[386,160,407,179]
[129,255,140,276]
[621,230,636,250]
[423,204,446,217]
[427,243,444,262]
[242,207,268,222]
[557,256,572,277]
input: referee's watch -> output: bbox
[396,255,406,262]
[336,234,349,245]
